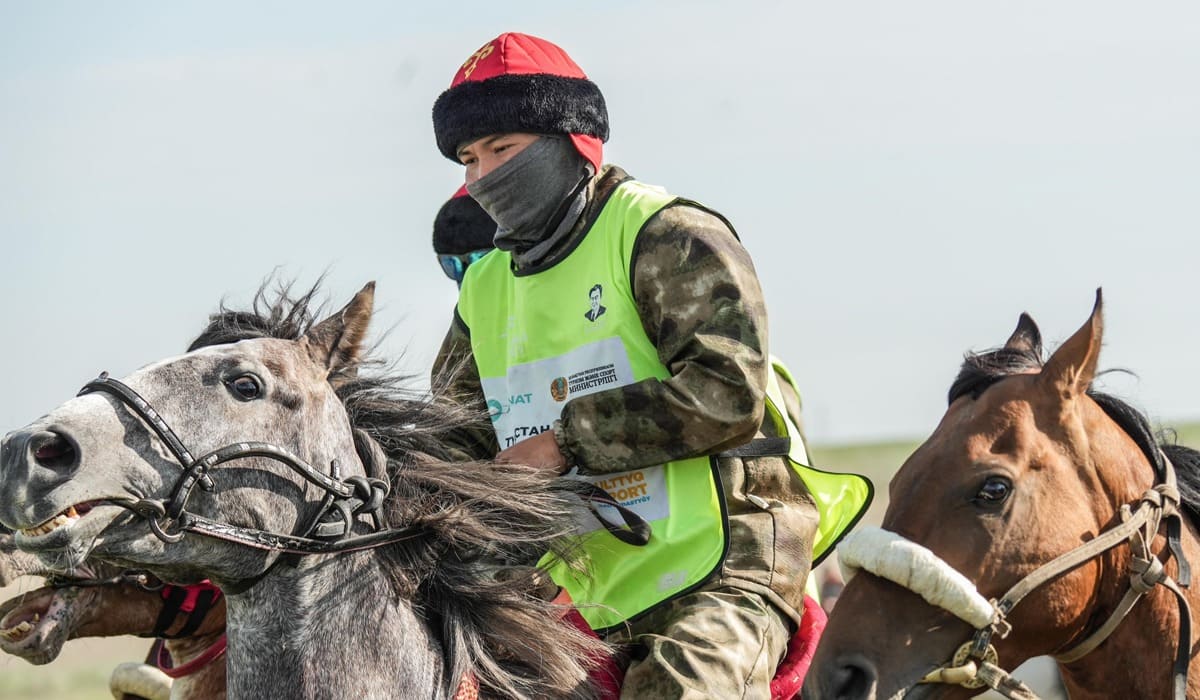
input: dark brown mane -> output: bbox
[188,280,324,350]
[950,345,1200,524]
[188,281,598,699]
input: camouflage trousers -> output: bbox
[605,584,792,699]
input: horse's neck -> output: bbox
[1060,516,1200,699]
[166,632,227,700]
[224,552,445,699]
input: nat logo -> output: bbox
[488,392,534,422]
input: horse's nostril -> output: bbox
[831,656,877,700]
[30,432,77,471]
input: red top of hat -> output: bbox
[451,33,588,87]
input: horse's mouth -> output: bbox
[13,501,129,561]
[0,587,55,642]
[18,502,98,538]
[0,583,83,662]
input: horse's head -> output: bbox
[808,291,1181,699]
[0,283,377,586]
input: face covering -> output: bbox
[466,136,592,267]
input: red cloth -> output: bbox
[770,595,828,699]
[160,579,222,612]
[561,606,624,700]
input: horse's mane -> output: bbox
[189,281,598,700]
[949,344,1200,524]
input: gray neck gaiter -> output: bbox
[467,136,592,268]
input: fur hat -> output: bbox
[432,185,496,255]
[432,33,608,172]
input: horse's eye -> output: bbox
[228,375,262,401]
[976,476,1012,504]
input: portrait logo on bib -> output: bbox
[550,376,569,402]
[584,283,607,322]
[487,398,507,423]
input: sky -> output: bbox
[1,1,1198,446]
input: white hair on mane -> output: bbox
[837,526,995,630]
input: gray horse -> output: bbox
[0,282,601,699]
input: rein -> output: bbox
[154,633,228,680]
[77,373,425,559]
[840,453,1193,700]
[49,569,162,592]
[50,569,227,680]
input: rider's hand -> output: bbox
[495,432,568,475]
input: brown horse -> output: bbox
[805,292,1200,700]
[0,533,226,700]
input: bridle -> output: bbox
[77,373,425,558]
[841,453,1193,700]
[149,581,227,680]
[49,570,227,680]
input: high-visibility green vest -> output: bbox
[457,179,872,631]
[458,180,726,632]
[765,358,873,564]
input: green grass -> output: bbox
[1169,422,1200,450]
[0,635,150,700]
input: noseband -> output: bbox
[78,373,423,557]
[839,454,1193,700]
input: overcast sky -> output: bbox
[2,1,1197,445]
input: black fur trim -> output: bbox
[433,73,609,160]
[432,195,496,254]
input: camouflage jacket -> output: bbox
[433,165,818,625]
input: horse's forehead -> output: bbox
[905,378,1053,475]
[127,338,309,383]
[960,372,1063,426]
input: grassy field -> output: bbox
[1,421,1196,698]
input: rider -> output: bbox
[432,186,813,457]
[431,32,868,698]
[433,185,496,288]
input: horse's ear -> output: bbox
[303,282,375,384]
[1004,313,1043,355]
[1039,289,1103,398]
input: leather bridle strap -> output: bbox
[76,373,421,559]
[78,372,214,490]
[176,511,426,555]
[846,454,1193,700]
[961,455,1189,699]
[155,633,229,680]
[1048,456,1192,699]
[48,569,162,592]
[977,486,1167,650]
[580,483,651,547]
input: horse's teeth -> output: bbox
[0,621,33,639]
[20,509,80,537]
